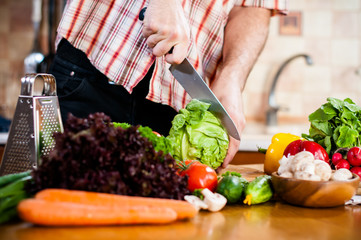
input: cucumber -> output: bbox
[0,171,31,188]
[0,175,32,198]
[243,175,273,205]
[216,173,248,204]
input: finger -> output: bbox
[145,34,165,49]
[164,43,188,64]
[221,137,240,168]
[152,39,175,57]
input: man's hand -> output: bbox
[142,0,190,64]
[212,6,271,169]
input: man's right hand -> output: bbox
[142,0,190,64]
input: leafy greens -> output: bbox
[166,99,229,169]
[302,97,361,154]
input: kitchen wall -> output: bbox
[244,0,361,125]
[0,0,63,119]
[0,0,360,126]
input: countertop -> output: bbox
[0,164,360,240]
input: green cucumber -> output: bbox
[216,172,248,204]
[243,175,273,205]
[0,171,31,188]
[0,175,32,198]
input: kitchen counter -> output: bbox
[1,164,360,240]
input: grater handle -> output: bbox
[21,74,57,96]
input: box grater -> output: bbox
[0,73,63,176]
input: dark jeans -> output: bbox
[48,39,177,136]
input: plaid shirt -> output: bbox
[56,0,287,111]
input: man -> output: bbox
[49,0,287,168]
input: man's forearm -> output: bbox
[218,6,271,90]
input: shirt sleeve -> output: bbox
[234,0,288,16]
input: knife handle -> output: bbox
[139,7,147,21]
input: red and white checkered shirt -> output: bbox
[56,0,287,111]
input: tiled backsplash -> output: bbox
[0,0,360,126]
[244,0,361,125]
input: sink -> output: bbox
[239,122,310,151]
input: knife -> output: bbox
[169,59,240,140]
[138,7,240,140]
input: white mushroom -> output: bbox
[314,160,332,181]
[331,168,353,181]
[278,155,293,175]
[294,171,321,181]
[279,171,293,178]
[201,188,227,212]
[184,195,208,211]
[290,151,315,173]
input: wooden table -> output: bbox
[1,165,361,240]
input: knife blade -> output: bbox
[169,58,240,140]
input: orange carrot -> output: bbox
[35,189,198,220]
[17,198,177,226]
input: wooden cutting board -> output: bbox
[219,164,265,181]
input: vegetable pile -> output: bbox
[28,113,190,200]
[167,99,229,169]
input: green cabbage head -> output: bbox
[166,99,229,169]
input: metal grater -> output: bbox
[0,74,63,176]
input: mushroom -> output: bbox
[331,168,353,181]
[278,155,293,175]
[184,195,208,211]
[290,151,315,173]
[294,171,321,181]
[314,160,332,181]
[201,188,227,212]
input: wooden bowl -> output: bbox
[271,172,360,208]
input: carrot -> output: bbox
[17,198,177,226]
[35,189,198,220]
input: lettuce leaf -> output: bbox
[166,99,229,169]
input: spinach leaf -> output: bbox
[303,97,361,155]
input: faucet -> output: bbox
[266,54,313,126]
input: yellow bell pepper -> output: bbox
[260,133,301,175]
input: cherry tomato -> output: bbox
[179,160,218,192]
[347,147,361,167]
[284,140,330,164]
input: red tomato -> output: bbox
[284,140,330,164]
[179,161,218,192]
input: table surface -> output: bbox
[1,165,361,240]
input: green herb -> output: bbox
[113,122,173,155]
[302,97,361,155]
[166,99,229,169]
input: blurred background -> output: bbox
[0,0,360,132]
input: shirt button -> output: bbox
[70,71,75,76]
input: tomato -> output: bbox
[284,140,330,164]
[179,160,218,192]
